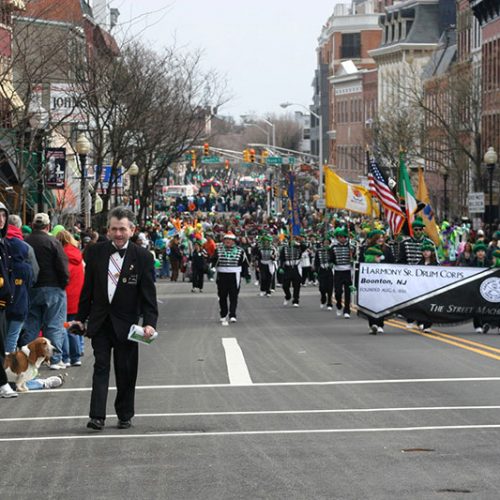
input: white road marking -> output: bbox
[2,405,500,423]
[222,338,253,385]
[25,376,500,393]
[3,424,500,442]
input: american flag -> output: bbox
[368,157,405,235]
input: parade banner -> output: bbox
[357,263,500,324]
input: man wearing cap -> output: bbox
[398,217,435,265]
[279,237,305,307]
[0,202,17,397]
[212,232,250,326]
[471,242,491,333]
[361,247,386,334]
[332,227,355,318]
[314,234,334,310]
[254,234,277,297]
[22,213,69,368]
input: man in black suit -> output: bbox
[74,207,158,430]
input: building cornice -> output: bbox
[369,42,439,58]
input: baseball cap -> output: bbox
[33,213,50,226]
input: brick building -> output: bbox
[313,2,382,177]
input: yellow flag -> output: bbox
[324,168,376,216]
[210,185,217,196]
[416,168,440,245]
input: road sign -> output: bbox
[183,153,192,161]
[266,157,283,166]
[283,157,296,165]
[201,156,220,164]
[316,198,326,209]
[468,192,485,213]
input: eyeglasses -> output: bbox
[414,228,423,231]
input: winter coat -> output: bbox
[5,225,36,321]
[25,229,69,289]
[63,243,84,314]
[0,204,14,310]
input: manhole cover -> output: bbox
[401,448,435,453]
[437,489,472,494]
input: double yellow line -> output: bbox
[387,318,500,361]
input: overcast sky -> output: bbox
[111,1,340,120]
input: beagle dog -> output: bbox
[4,337,55,392]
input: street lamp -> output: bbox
[484,146,498,236]
[242,122,270,146]
[28,102,48,213]
[241,115,276,148]
[75,133,91,229]
[439,165,449,220]
[128,161,139,213]
[280,102,323,200]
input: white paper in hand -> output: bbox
[127,324,158,345]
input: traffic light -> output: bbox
[249,148,256,163]
[225,159,230,170]
[203,143,209,156]
[191,149,197,169]
[273,186,279,197]
[261,150,269,164]
[243,149,250,163]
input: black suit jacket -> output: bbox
[76,241,158,341]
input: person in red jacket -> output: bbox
[56,230,84,366]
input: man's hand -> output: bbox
[143,325,156,339]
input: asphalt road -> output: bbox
[3,280,500,499]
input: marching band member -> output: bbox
[361,247,386,334]
[332,227,355,318]
[212,232,250,326]
[279,238,305,307]
[314,234,334,310]
[255,234,277,297]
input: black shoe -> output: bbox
[117,419,132,429]
[87,418,105,430]
[483,323,491,334]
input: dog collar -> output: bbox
[21,345,30,357]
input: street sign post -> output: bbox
[316,199,326,209]
[468,192,485,213]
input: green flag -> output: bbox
[398,152,417,236]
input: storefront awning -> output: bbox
[6,0,26,10]
[0,80,25,112]
[0,136,19,184]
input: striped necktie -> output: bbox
[108,248,125,303]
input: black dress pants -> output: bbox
[283,267,301,304]
[192,267,204,289]
[259,263,273,293]
[90,319,138,421]
[334,270,352,314]
[217,273,239,319]
[318,270,334,306]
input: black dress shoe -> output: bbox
[87,418,105,430]
[117,419,132,429]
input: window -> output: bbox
[341,33,361,59]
